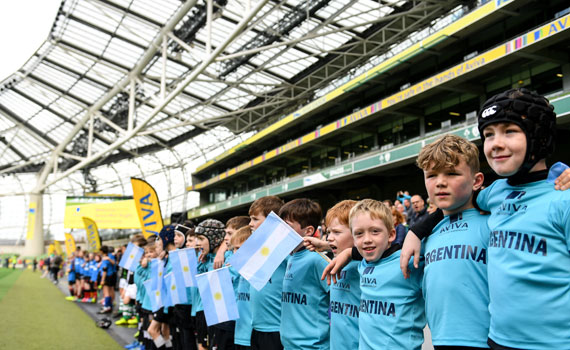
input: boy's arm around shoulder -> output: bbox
[314,252,331,292]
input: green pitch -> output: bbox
[0,269,122,349]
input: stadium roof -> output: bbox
[0,0,464,198]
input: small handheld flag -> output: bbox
[165,272,187,305]
[196,267,239,326]
[229,212,302,290]
[119,242,144,272]
[150,259,164,293]
[143,279,163,312]
[169,248,198,287]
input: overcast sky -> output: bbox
[0,1,61,82]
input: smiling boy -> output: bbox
[417,134,490,349]
[352,199,425,350]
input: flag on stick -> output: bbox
[165,272,187,305]
[169,248,198,287]
[196,267,239,326]
[143,279,162,312]
[119,242,144,272]
[229,212,302,290]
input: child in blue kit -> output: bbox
[194,218,227,350]
[279,198,330,350]
[402,88,570,350]
[325,200,360,350]
[417,134,490,349]
[230,226,254,350]
[351,199,425,350]
[247,196,286,350]
[136,237,157,350]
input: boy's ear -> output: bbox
[388,228,396,244]
[472,172,485,191]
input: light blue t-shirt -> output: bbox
[478,178,570,349]
[330,260,360,350]
[235,275,252,346]
[423,208,490,347]
[280,249,330,350]
[250,258,287,332]
[358,249,425,350]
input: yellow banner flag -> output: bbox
[82,217,101,252]
[64,233,77,256]
[48,244,55,255]
[54,241,63,255]
[26,202,37,240]
[131,178,163,239]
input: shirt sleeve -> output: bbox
[476,184,492,212]
[410,209,443,240]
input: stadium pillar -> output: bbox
[23,192,44,257]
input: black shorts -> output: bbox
[153,307,171,323]
[195,311,208,347]
[211,327,235,350]
[173,304,193,329]
[82,275,91,281]
[68,280,75,286]
[235,345,251,350]
[250,329,283,350]
[103,274,117,287]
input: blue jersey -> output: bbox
[478,178,570,349]
[135,264,151,308]
[250,258,287,332]
[280,249,330,350]
[423,208,490,347]
[358,249,425,350]
[74,257,83,274]
[235,275,252,346]
[330,260,360,350]
[101,258,116,276]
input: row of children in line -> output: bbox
[65,245,118,315]
[120,87,569,350]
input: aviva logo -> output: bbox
[362,266,375,275]
[506,191,526,200]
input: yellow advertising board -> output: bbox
[26,202,37,240]
[64,196,139,229]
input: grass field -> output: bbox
[0,269,122,350]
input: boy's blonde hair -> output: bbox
[349,199,394,231]
[325,200,357,228]
[230,226,252,248]
[416,134,480,173]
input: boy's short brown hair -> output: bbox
[248,196,284,217]
[230,226,252,248]
[325,200,357,228]
[131,233,147,247]
[416,134,480,173]
[226,216,251,230]
[279,198,322,231]
[349,199,394,231]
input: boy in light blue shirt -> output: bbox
[230,226,254,350]
[416,134,490,349]
[279,198,330,350]
[247,196,286,350]
[351,199,425,350]
[325,200,360,350]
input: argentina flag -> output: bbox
[150,258,164,292]
[169,248,198,287]
[196,267,239,326]
[164,272,187,305]
[119,242,144,272]
[229,211,302,290]
[143,279,163,312]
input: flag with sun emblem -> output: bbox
[229,211,302,291]
[119,242,144,272]
[169,248,198,287]
[165,271,187,305]
[143,279,163,312]
[196,267,239,326]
